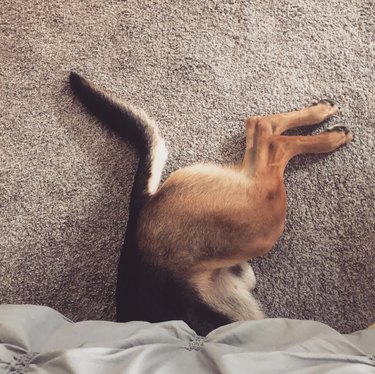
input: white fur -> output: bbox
[190,262,264,321]
[239,262,257,291]
[126,104,168,196]
[148,136,168,195]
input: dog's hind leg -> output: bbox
[276,127,353,163]
[189,104,352,324]
[242,101,352,177]
[247,100,339,135]
[235,105,353,258]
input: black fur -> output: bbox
[117,217,231,335]
[70,72,232,335]
[230,264,243,277]
[70,72,152,211]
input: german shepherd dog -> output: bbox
[70,72,352,335]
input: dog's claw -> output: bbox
[317,99,336,107]
[312,99,336,107]
[326,125,351,135]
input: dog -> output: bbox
[70,72,353,335]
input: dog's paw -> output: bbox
[325,125,354,143]
[310,99,339,120]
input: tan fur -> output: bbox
[137,101,353,321]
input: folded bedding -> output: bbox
[1,305,374,373]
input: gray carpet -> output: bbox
[1,0,374,333]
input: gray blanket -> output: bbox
[1,305,374,373]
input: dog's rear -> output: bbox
[70,73,352,335]
[70,73,237,335]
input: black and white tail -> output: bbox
[69,72,168,213]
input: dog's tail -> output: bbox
[69,72,168,213]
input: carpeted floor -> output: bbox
[1,0,374,333]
